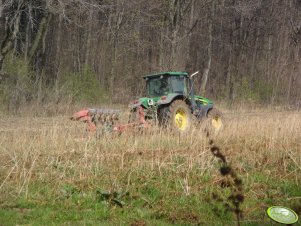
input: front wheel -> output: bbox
[207,108,223,131]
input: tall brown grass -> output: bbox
[0,108,300,222]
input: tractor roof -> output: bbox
[143,71,188,79]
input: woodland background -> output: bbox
[0,0,301,113]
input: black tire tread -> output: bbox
[159,100,193,132]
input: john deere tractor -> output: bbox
[129,71,222,132]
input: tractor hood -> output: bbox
[194,95,213,105]
[129,94,175,108]
[129,96,160,108]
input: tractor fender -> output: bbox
[194,104,213,119]
[157,94,188,106]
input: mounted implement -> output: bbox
[70,107,149,134]
[71,71,222,134]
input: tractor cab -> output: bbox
[144,72,190,98]
[143,71,211,109]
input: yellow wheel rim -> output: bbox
[212,116,222,131]
[175,109,187,130]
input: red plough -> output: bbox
[70,107,149,134]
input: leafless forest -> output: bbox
[1,1,301,225]
[0,0,301,110]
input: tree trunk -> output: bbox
[29,13,51,61]
[24,3,32,61]
[158,23,164,69]
[251,28,260,88]
[55,14,62,79]
[148,26,152,72]
[200,0,214,95]
[85,13,93,66]
[0,0,24,71]
[266,34,272,85]
[110,38,117,103]
[0,0,4,48]
[185,0,195,73]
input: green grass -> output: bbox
[1,170,300,225]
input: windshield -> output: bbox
[147,76,169,97]
[170,76,188,94]
[146,75,189,97]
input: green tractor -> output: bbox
[129,71,223,132]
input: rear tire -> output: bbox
[159,100,193,132]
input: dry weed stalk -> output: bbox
[205,128,244,226]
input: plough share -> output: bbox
[70,107,148,134]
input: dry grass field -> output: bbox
[0,108,300,225]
